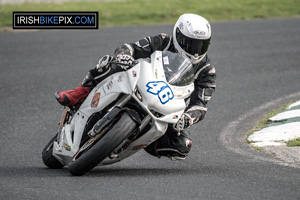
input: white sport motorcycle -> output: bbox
[42,51,195,176]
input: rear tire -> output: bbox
[68,112,137,176]
[42,134,64,169]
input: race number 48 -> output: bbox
[146,81,174,104]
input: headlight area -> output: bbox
[150,109,164,118]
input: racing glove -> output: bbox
[173,112,197,131]
[115,54,135,70]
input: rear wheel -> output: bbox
[42,134,64,169]
[68,112,137,176]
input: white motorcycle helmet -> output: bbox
[173,14,211,64]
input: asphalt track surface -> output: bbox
[1,18,300,200]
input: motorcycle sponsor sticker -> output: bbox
[91,92,100,108]
[146,81,174,104]
[132,70,137,77]
[106,80,114,90]
[118,75,123,82]
[163,56,169,65]
[63,143,71,151]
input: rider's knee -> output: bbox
[144,130,192,160]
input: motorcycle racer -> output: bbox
[55,13,216,160]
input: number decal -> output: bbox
[146,81,174,104]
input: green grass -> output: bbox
[246,110,283,138]
[246,102,295,142]
[286,138,300,147]
[246,101,296,150]
[1,0,300,28]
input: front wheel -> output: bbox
[68,111,137,176]
[42,134,64,169]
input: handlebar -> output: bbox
[108,61,138,69]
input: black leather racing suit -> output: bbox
[85,33,216,159]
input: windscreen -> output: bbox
[162,51,194,86]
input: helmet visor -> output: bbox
[176,27,210,56]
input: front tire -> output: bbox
[68,112,137,176]
[42,134,64,169]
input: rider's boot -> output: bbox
[55,86,91,107]
[55,55,114,107]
